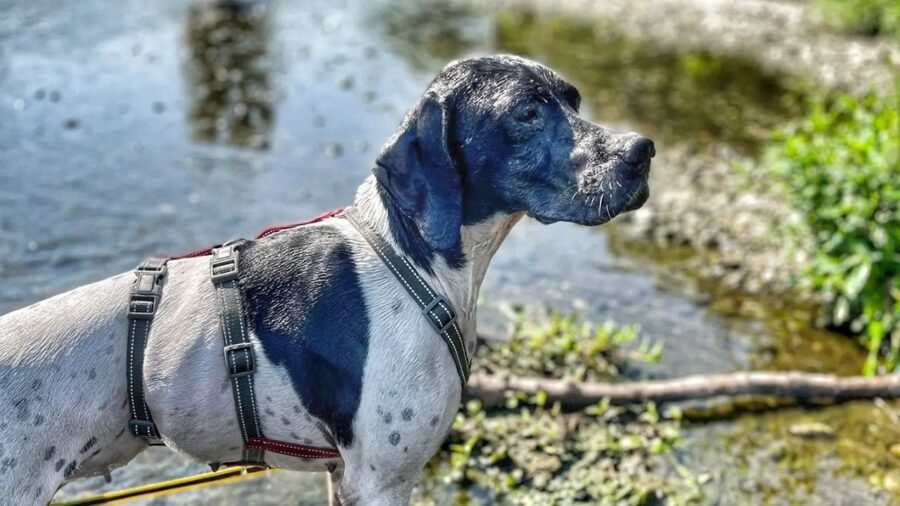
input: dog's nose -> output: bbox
[625,137,655,166]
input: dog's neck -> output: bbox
[352,176,522,355]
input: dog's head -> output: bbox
[375,55,653,252]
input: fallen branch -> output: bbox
[465,371,900,411]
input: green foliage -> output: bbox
[816,0,900,39]
[764,92,899,373]
[423,400,700,506]
[415,310,701,505]
[476,306,663,382]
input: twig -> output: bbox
[465,372,900,411]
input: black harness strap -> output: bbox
[343,207,470,385]
[209,242,265,464]
[126,257,168,442]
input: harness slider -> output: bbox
[210,253,240,283]
[223,342,256,378]
[127,294,159,320]
[423,295,457,334]
[128,419,160,439]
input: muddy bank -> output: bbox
[617,143,809,296]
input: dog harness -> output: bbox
[124,206,469,466]
[344,207,470,384]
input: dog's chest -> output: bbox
[238,223,463,452]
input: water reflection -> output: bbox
[371,1,488,71]
[184,1,275,150]
[373,5,805,151]
[493,12,804,151]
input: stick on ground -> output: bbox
[465,372,900,411]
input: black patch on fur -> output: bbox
[281,416,291,425]
[389,431,401,446]
[382,412,392,424]
[44,446,56,461]
[243,226,370,447]
[402,408,414,421]
[34,414,44,426]
[63,460,77,477]
[430,415,440,427]
[54,458,65,472]
[290,432,300,440]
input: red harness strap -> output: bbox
[247,437,341,459]
[174,208,344,260]
[171,208,345,462]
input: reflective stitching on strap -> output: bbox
[128,320,138,421]
[126,259,166,442]
[214,268,250,442]
[231,279,261,434]
[360,226,466,378]
[343,208,469,384]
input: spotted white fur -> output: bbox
[0,175,520,505]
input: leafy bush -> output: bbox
[816,0,900,39]
[764,92,899,373]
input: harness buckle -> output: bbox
[223,342,256,377]
[132,263,166,295]
[210,247,240,284]
[423,296,457,334]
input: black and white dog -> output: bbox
[0,56,653,505]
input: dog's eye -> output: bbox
[516,105,540,125]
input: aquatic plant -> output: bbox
[415,310,700,505]
[473,306,662,382]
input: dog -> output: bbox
[0,55,653,505]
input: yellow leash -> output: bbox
[50,466,274,505]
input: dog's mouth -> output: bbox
[623,180,650,212]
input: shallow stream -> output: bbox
[1,1,897,503]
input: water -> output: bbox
[1,1,895,503]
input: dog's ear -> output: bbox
[374,92,462,251]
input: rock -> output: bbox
[788,422,834,439]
